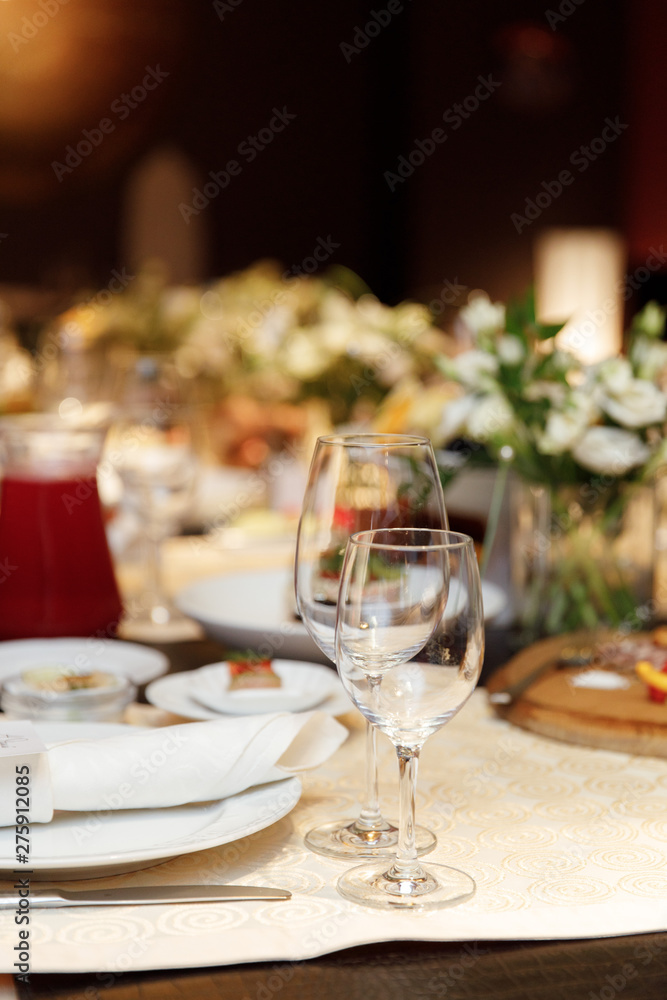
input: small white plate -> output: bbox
[0,721,300,880]
[146,662,351,720]
[191,660,340,715]
[0,637,169,686]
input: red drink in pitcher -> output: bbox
[0,413,123,640]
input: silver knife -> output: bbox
[0,885,291,908]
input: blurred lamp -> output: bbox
[534,227,626,363]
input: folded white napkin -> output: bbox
[0,711,348,825]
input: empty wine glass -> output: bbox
[335,528,484,909]
[295,433,447,859]
[107,353,201,641]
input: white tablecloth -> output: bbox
[3,690,667,973]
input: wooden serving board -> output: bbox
[486,631,667,758]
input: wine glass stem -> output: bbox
[355,673,385,831]
[356,720,384,830]
[389,746,423,880]
[145,530,169,610]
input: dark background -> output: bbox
[0,0,663,327]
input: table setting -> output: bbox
[1,287,667,998]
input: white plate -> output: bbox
[0,638,169,686]
[176,567,324,662]
[146,662,351,720]
[0,721,300,880]
[175,568,507,662]
[190,659,342,715]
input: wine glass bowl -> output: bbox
[295,433,448,859]
[335,528,484,909]
[113,423,196,537]
[107,353,201,640]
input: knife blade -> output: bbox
[0,885,291,908]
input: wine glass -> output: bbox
[335,528,484,909]
[295,433,447,859]
[106,353,201,641]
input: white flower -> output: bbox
[535,394,596,455]
[352,329,395,363]
[459,293,505,335]
[596,378,667,428]
[596,356,633,393]
[466,393,515,442]
[536,412,582,454]
[631,334,667,380]
[572,426,651,475]
[437,394,477,442]
[393,302,434,344]
[523,381,568,406]
[451,349,498,390]
[319,321,353,354]
[281,330,329,380]
[497,335,525,366]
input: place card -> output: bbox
[0,719,48,757]
[0,720,54,827]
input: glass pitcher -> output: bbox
[0,409,123,640]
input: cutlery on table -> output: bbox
[0,885,291,908]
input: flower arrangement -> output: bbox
[435,289,667,484]
[421,289,667,637]
[69,259,445,428]
[53,260,446,466]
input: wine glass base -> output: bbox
[119,608,203,643]
[337,861,475,910]
[304,818,436,860]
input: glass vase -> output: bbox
[510,477,657,641]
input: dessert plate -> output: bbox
[0,637,169,686]
[0,721,300,879]
[190,659,341,715]
[146,661,351,720]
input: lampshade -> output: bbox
[534,227,626,363]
